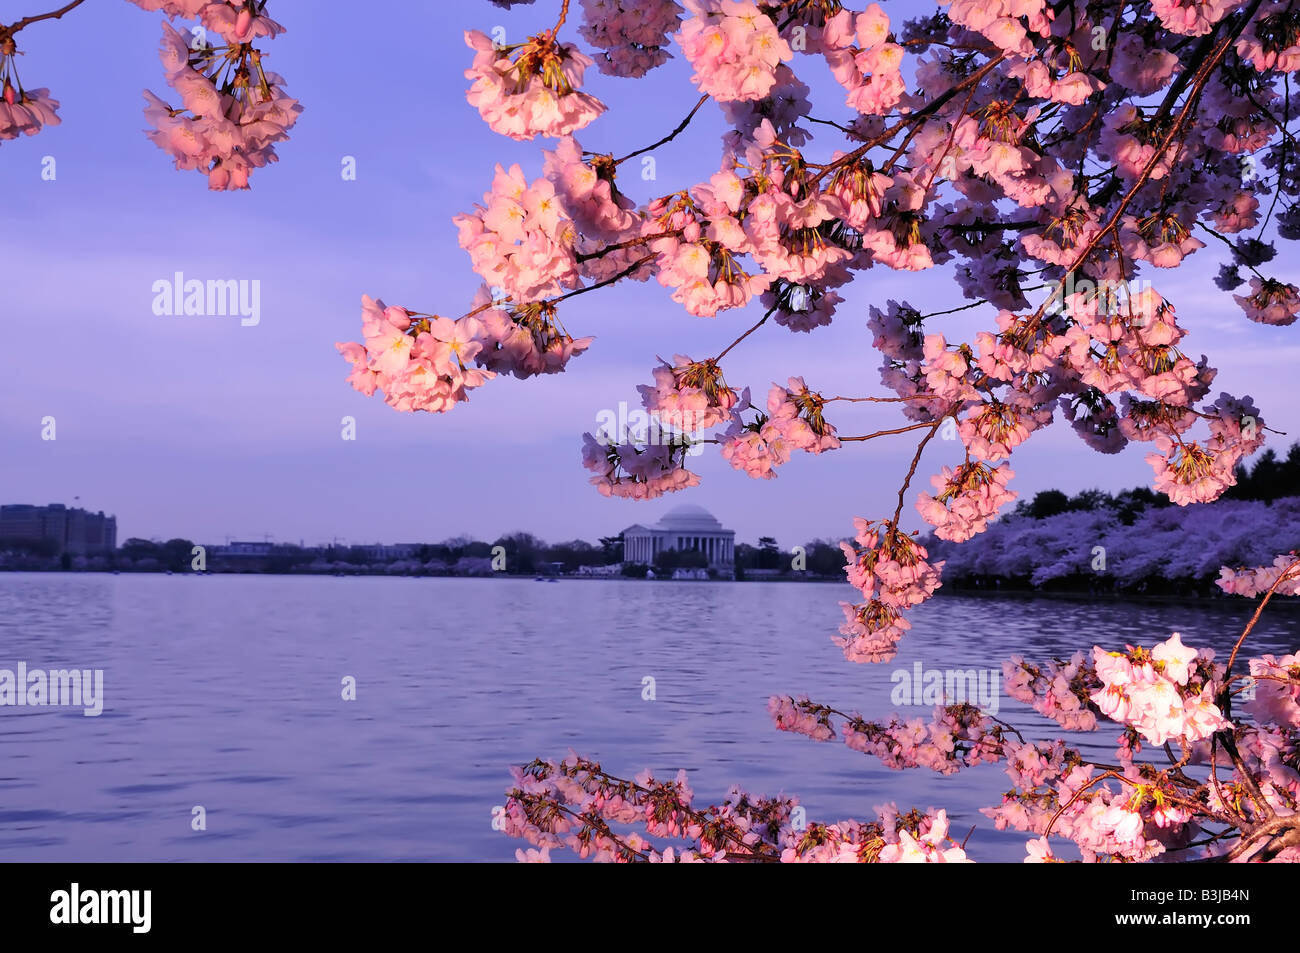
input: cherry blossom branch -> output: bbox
[553,0,571,33]
[574,229,678,261]
[614,94,709,166]
[1214,813,1300,863]
[550,254,655,304]
[812,52,1007,187]
[523,757,784,861]
[1025,0,1266,334]
[890,416,948,527]
[1216,730,1275,822]
[713,307,773,362]
[839,421,940,442]
[510,791,652,861]
[1259,72,1291,232]
[1197,223,1267,281]
[1224,555,1300,680]
[1,0,88,36]
[349,1,1300,862]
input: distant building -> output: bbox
[0,504,117,555]
[622,504,735,569]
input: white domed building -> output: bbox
[622,504,735,568]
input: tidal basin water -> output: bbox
[1,573,1296,862]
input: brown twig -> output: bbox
[614,94,710,166]
[2,0,88,37]
[714,307,774,362]
[1224,556,1300,678]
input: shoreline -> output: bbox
[2,568,1296,609]
[931,585,1300,611]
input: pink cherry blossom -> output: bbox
[579,0,683,78]
[676,0,792,103]
[139,20,301,190]
[464,29,605,141]
[1233,277,1300,326]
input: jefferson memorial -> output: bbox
[622,504,735,568]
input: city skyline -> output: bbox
[0,497,767,551]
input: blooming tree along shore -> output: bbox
[929,492,1300,593]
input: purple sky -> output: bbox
[3,0,1297,549]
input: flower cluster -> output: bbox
[916,461,1017,542]
[675,0,792,103]
[820,5,906,116]
[959,396,1052,461]
[1144,436,1238,506]
[1090,635,1230,746]
[579,0,683,78]
[781,805,971,863]
[542,136,640,242]
[454,163,582,303]
[1129,391,1264,507]
[581,433,700,499]
[716,414,794,480]
[874,809,971,863]
[1245,654,1300,728]
[642,185,771,317]
[335,296,494,414]
[138,8,300,190]
[476,296,596,381]
[0,83,57,141]
[464,28,605,140]
[765,378,840,453]
[715,378,840,479]
[832,519,943,663]
[840,518,943,609]
[1217,553,1300,598]
[1003,653,1100,731]
[1234,277,1300,326]
[1150,0,1244,36]
[637,355,739,432]
[0,35,59,143]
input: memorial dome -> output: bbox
[656,504,723,531]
